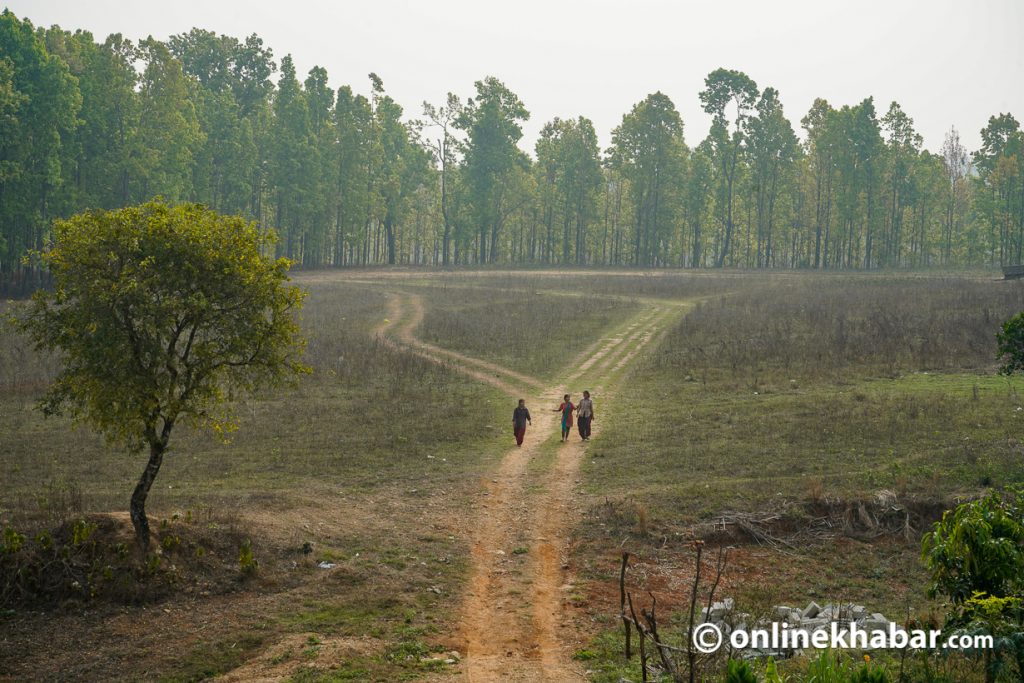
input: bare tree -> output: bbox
[423,93,463,266]
[941,126,970,265]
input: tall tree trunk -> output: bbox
[766,171,778,268]
[529,207,538,262]
[634,188,645,266]
[601,184,610,265]
[692,217,702,268]
[718,146,739,268]
[1017,175,1024,264]
[545,206,554,265]
[719,177,734,268]
[335,153,347,267]
[385,214,396,265]
[866,198,876,269]
[822,175,833,269]
[575,192,585,265]
[814,166,823,269]
[649,179,661,267]
[490,219,500,263]
[745,192,753,268]
[440,138,451,267]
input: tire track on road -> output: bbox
[373,288,685,682]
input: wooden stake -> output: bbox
[620,550,631,660]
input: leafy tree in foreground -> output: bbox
[998,312,1024,376]
[16,200,308,549]
[922,491,1024,607]
[923,492,1024,682]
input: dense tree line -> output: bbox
[2,10,1023,292]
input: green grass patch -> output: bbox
[573,630,645,683]
[157,632,267,683]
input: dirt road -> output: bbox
[377,290,679,681]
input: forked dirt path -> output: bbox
[375,292,544,393]
[374,289,685,681]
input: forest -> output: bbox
[2,8,1024,292]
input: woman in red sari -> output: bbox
[553,394,575,442]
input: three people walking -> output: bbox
[512,392,594,446]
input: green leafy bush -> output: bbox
[239,539,258,575]
[922,491,1024,609]
[803,651,889,683]
[923,492,1024,682]
[997,312,1024,376]
[725,659,758,683]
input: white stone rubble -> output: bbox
[698,599,893,659]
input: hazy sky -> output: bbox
[8,0,1023,155]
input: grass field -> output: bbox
[570,273,1024,682]
[1,280,512,681]
[2,269,1022,682]
[582,275,1024,511]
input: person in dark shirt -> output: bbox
[512,398,532,447]
[577,390,594,441]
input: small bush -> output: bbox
[804,651,890,683]
[997,312,1024,376]
[922,490,1024,609]
[725,659,758,683]
[239,539,258,575]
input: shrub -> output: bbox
[922,491,1024,610]
[804,651,890,683]
[997,312,1024,376]
[239,539,258,575]
[923,492,1024,682]
[725,659,758,683]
